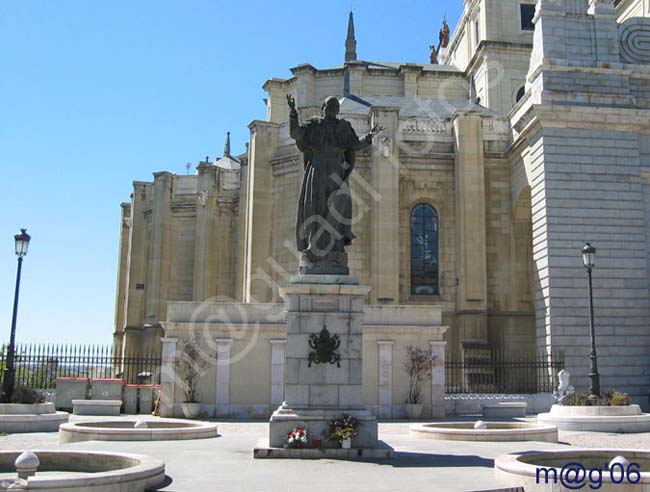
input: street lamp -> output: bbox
[2,229,31,403]
[582,242,600,401]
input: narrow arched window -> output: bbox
[515,86,526,103]
[410,204,439,295]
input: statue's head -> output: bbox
[322,96,340,120]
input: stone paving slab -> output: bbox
[0,417,645,492]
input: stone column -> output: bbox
[215,338,234,418]
[270,339,286,407]
[159,337,178,418]
[430,341,446,418]
[377,340,394,419]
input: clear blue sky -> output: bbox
[0,0,461,345]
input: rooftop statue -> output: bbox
[439,19,450,48]
[287,94,383,275]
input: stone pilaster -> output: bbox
[452,112,488,342]
[262,79,289,125]
[291,64,317,109]
[159,337,178,418]
[345,61,365,96]
[193,164,218,301]
[429,341,446,418]
[146,172,173,321]
[235,157,249,303]
[215,338,234,417]
[369,106,400,303]
[270,339,286,407]
[399,65,423,97]
[113,202,131,356]
[244,121,280,303]
[377,340,394,419]
[125,182,150,332]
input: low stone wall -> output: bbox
[445,394,556,415]
[162,301,449,420]
[0,403,55,415]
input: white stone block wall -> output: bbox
[529,126,650,406]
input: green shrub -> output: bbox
[11,385,45,404]
[607,390,630,406]
[562,389,630,406]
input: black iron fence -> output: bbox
[1,343,561,395]
[0,344,162,390]
[445,350,564,394]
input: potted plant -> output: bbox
[403,345,436,419]
[175,334,210,419]
[329,414,359,449]
[285,427,308,448]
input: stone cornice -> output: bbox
[510,103,650,152]
[466,41,533,77]
[290,63,318,75]
[248,120,281,135]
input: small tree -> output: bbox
[403,346,436,404]
[175,334,210,403]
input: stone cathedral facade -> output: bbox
[114,0,650,417]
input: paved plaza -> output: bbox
[1,416,648,492]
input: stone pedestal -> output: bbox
[257,276,392,458]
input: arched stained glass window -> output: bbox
[410,204,439,295]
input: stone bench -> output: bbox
[72,400,122,416]
[481,402,527,418]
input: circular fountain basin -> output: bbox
[538,404,650,432]
[0,450,164,491]
[495,449,650,492]
[59,418,218,443]
[0,403,69,433]
[410,422,558,442]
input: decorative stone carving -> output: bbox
[400,118,448,135]
[619,17,650,64]
[555,369,575,405]
[588,0,615,16]
[308,326,341,367]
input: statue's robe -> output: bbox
[289,113,366,256]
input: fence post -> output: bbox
[159,338,178,417]
[430,341,446,418]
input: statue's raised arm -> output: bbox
[358,124,384,148]
[287,94,297,114]
[287,94,305,145]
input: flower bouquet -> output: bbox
[286,427,308,448]
[329,414,359,448]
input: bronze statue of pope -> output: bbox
[288,94,383,275]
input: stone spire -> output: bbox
[223,131,231,158]
[345,11,357,62]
